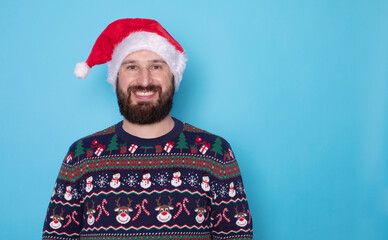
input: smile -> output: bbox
[133,91,157,96]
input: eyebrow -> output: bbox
[121,59,167,65]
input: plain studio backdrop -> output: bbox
[0,0,387,239]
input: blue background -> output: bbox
[0,0,387,239]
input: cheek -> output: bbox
[117,72,138,90]
[117,77,130,91]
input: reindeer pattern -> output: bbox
[114,197,133,224]
[49,207,64,229]
[155,196,174,223]
[86,201,96,225]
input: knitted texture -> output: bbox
[42,118,253,240]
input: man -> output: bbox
[42,18,253,240]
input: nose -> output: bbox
[199,214,203,217]
[162,212,167,216]
[138,68,152,86]
[89,215,92,219]
[121,213,126,217]
[54,220,58,224]
[240,218,244,221]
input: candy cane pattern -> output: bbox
[63,215,72,228]
[173,202,183,220]
[247,209,251,224]
[213,213,223,227]
[102,199,110,216]
[183,198,190,215]
[95,204,103,222]
[142,199,150,216]
[222,208,231,222]
[132,204,142,221]
[72,211,80,225]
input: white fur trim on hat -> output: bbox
[74,62,90,79]
[107,32,186,91]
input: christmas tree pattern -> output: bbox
[74,140,85,161]
[140,146,153,153]
[212,137,223,158]
[107,134,119,154]
[176,133,189,153]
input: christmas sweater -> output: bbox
[43,118,253,240]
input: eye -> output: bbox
[151,65,162,70]
[126,65,137,70]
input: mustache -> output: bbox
[126,85,162,94]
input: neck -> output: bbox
[122,115,175,139]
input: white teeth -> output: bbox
[134,91,155,96]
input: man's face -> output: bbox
[116,50,175,124]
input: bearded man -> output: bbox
[42,18,253,240]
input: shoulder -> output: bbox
[181,121,236,162]
[64,123,118,165]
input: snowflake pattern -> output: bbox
[184,172,199,187]
[218,184,228,198]
[56,184,64,198]
[72,188,81,200]
[155,172,169,186]
[124,173,139,187]
[237,181,244,194]
[96,174,109,188]
[79,179,86,195]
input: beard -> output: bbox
[116,79,174,125]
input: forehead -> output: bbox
[122,50,165,63]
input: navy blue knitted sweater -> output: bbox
[42,118,253,240]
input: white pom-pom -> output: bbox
[74,62,90,79]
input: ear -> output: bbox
[50,216,54,219]
[114,208,119,212]
[169,206,174,210]
[129,208,133,212]
[244,213,247,217]
[60,217,64,220]
[155,207,160,211]
[234,214,238,218]
[195,209,199,212]
[92,210,96,213]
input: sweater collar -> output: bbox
[115,117,183,145]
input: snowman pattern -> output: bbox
[201,173,210,192]
[85,175,93,193]
[228,181,236,198]
[64,184,72,201]
[140,171,152,189]
[171,169,182,187]
[110,172,121,189]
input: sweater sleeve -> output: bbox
[42,144,83,240]
[210,142,253,240]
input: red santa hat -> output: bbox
[74,18,187,91]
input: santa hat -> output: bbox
[74,18,187,91]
